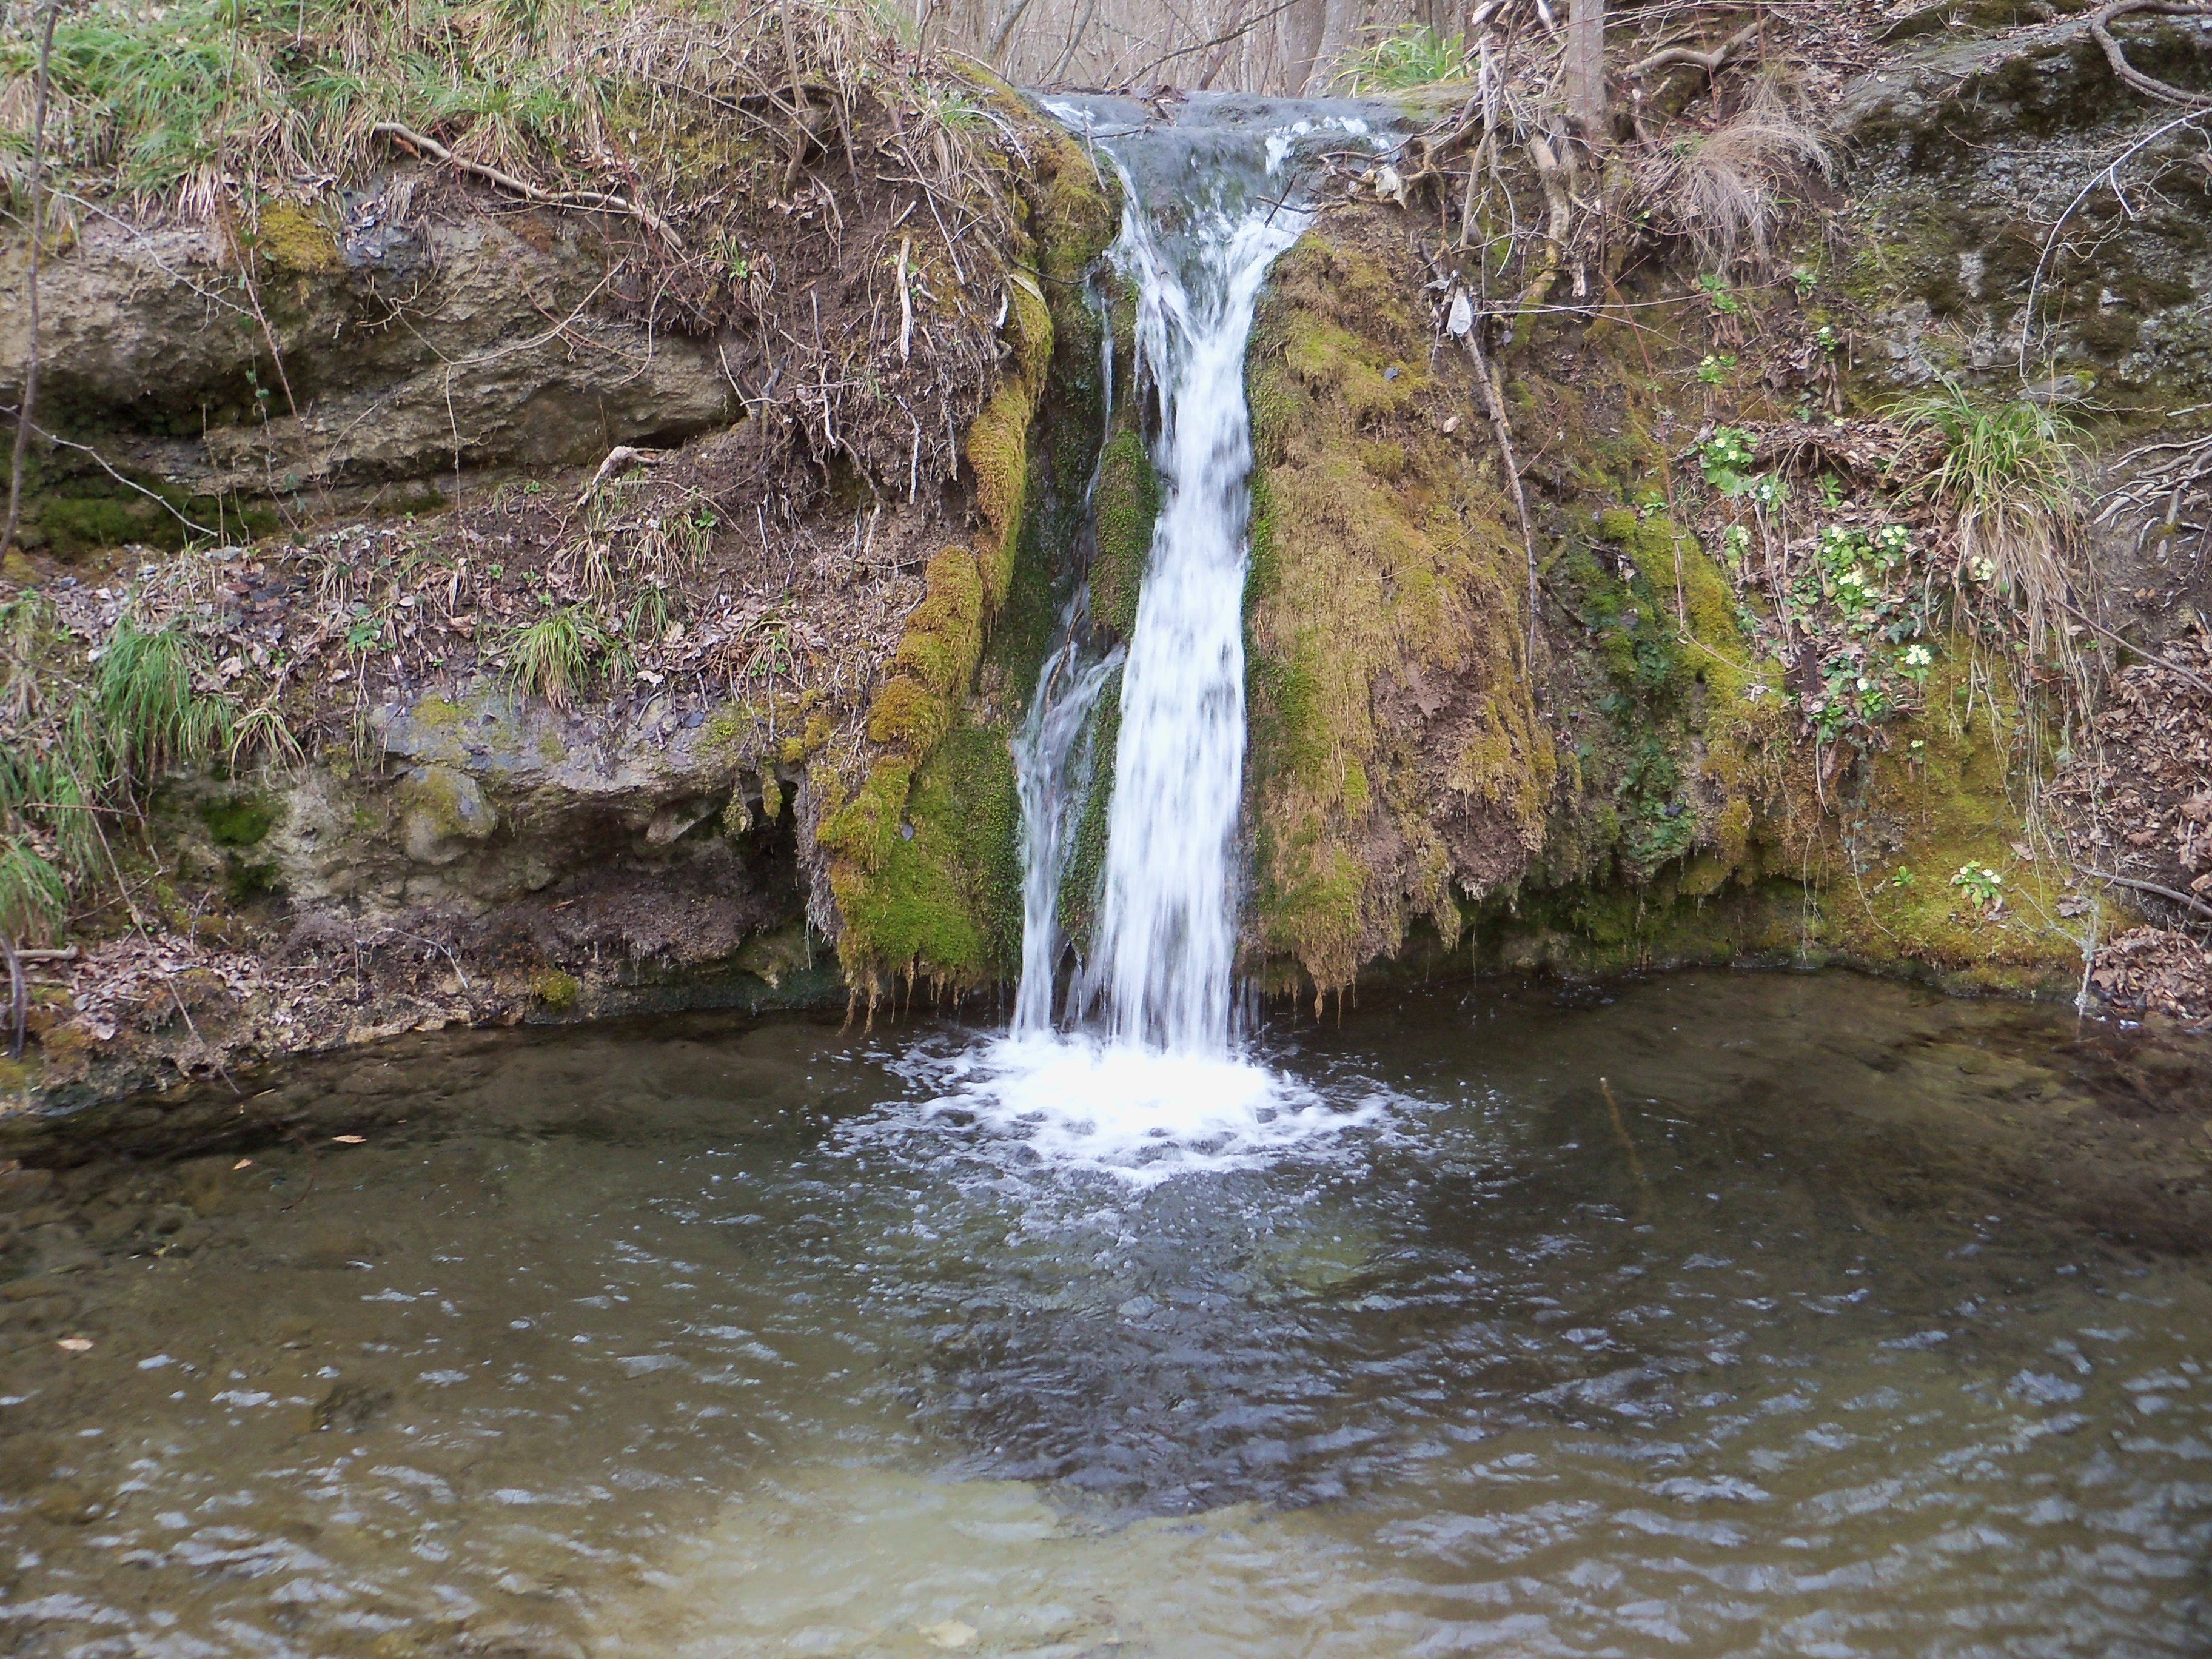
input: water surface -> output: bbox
[2,971,2210,1656]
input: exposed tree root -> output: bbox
[2090,0,2212,109]
[370,122,683,247]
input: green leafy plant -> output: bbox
[1699,274,1746,317]
[1337,25,1469,89]
[1949,861,2005,911]
[1696,354,1737,387]
[1700,427,1758,495]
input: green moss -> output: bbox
[1057,687,1119,949]
[199,792,279,848]
[817,757,913,876]
[887,551,985,697]
[25,484,278,559]
[826,141,1122,994]
[830,718,1023,989]
[248,203,343,274]
[1090,429,1158,640]
[531,969,581,1011]
[226,859,280,903]
[1794,652,2080,987]
[1241,230,1550,997]
[864,675,951,751]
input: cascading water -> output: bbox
[1010,608,1121,1033]
[916,96,1395,1180]
[1078,166,1300,1054]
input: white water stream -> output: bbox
[933,98,1387,1178]
[1077,185,1302,1053]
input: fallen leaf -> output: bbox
[57,1338,93,1353]
[331,1134,367,1145]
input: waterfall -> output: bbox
[1081,191,1300,1053]
[908,96,1395,1179]
[1008,96,1380,1057]
[1010,611,1120,1033]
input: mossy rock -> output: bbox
[1090,429,1158,640]
[394,766,497,865]
[829,719,1023,991]
[1242,226,1552,998]
[199,792,281,848]
[826,133,1121,993]
[531,969,581,1012]
[247,203,344,275]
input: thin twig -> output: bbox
[2090,0,2212,108]
[2079,866,2212,923]
[1463,320,1542,665]
[1,0,61,557]
[2060,598,2212,697]
[0,406,225,540]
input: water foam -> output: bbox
[885,1033,1381,1188]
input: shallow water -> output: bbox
[4,971,2211,1657]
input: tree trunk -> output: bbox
[1564,0,1606,142]
[1300,0,1369,94]
[1281,0,1329,92]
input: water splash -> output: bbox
[885,1031,1379,1189]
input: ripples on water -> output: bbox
[2,971,2210,1656]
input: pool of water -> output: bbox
[3,970,2210,1656]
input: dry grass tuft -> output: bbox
[1635,81,1831,270]
[1894,381,2089,682]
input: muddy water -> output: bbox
[2,971,2211,1657]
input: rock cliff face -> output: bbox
[5,9,2211,1113]
[1,204,734,552]
[1227,14,2212,1005]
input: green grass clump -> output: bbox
[98,618,235,784]
[0,0,953,221]
[0,840,67,945]
[504,606,617,709]
[6,0,615,215]
[1336,26,1468,90]
[1892,380,2085,672]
